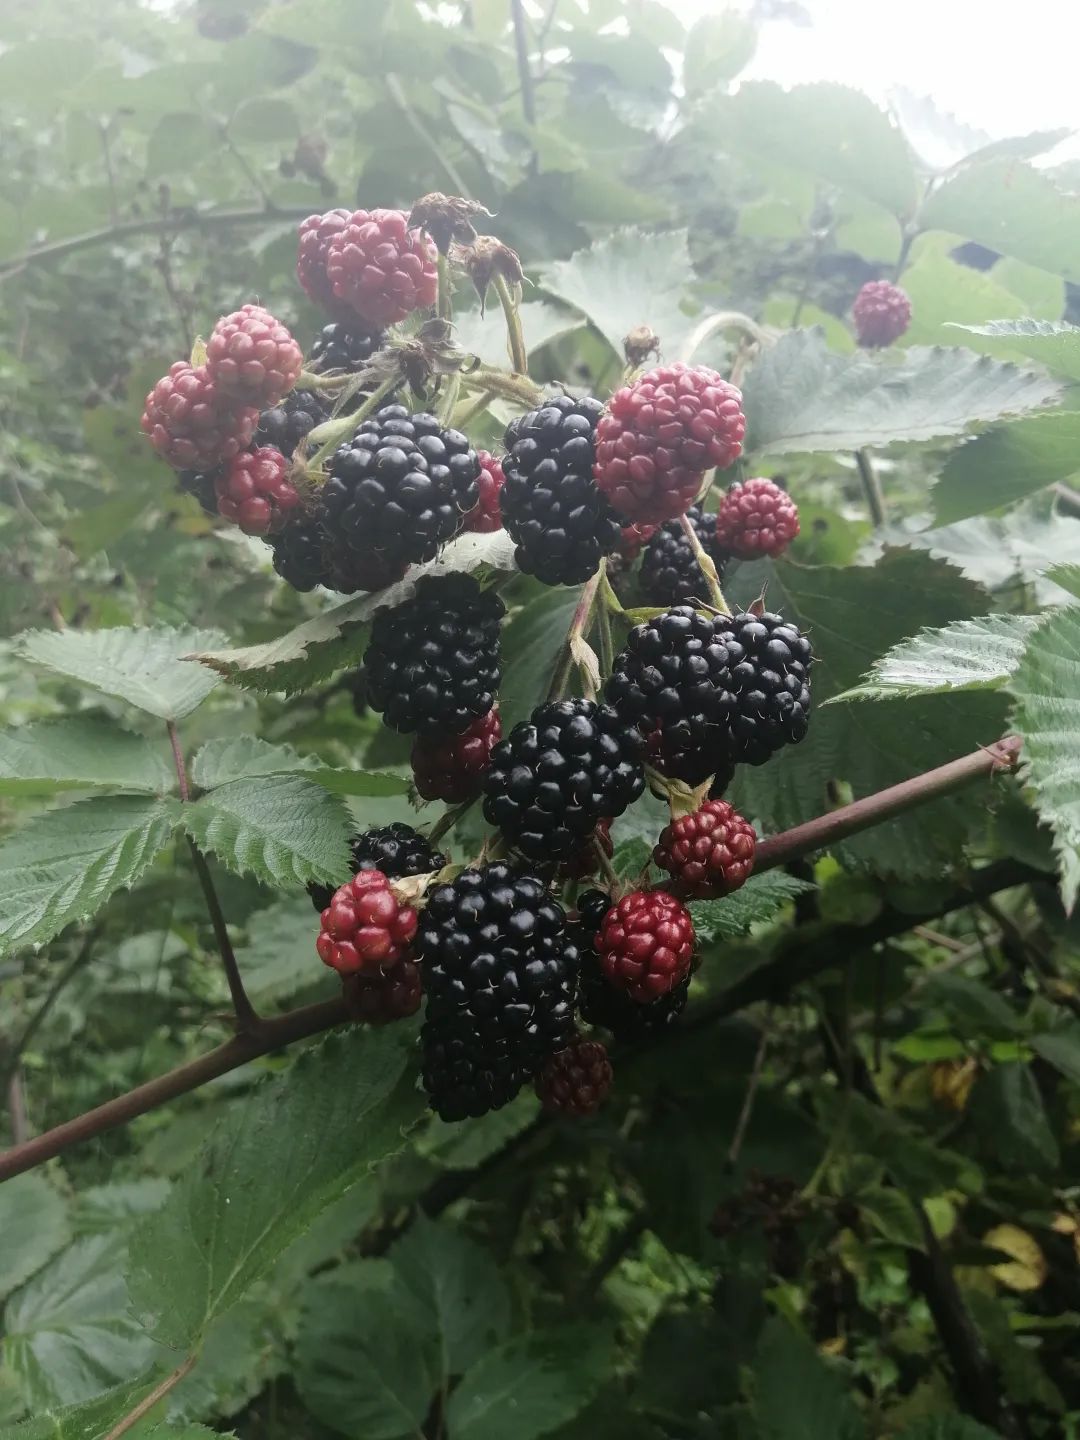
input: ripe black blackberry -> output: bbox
[606,606,738,782]
[308,822,447,911]
[308,320,385,374]
[501,395,621,585]
[254,388,328,457]
[721,610,813,765]
[574,889,689,1041]
[639,504,729,605]
[177,468,220,516]
[417,864,580,1120]
[482,699,646,862]
[270,517,331,592]
[322,405,480,571]
[363,574,503,736]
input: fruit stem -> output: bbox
[594,562,615,677]
[494,271,528,375]
[467,365,543,409]
[436,371,462,425]
[454,388,496,430]
[436,250,454,322]
[679,310,765,366]
[307,373,400,470]
[428,798,477,845]
[855,447,887,527]
[678,511,729,613]
[548,571,602,701]
[103,1355,198,1440]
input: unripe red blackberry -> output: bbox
[639,503,728,606]
[342,957,422,1025]
[308,320,385,375]
[364,574,503,737]
[412,706,502,804]
[714,478,799,560]
[309,822,447,912]
[594,364,745,524]
[501,395,621,585]
[653,799,756,897]
[482,699,646,862]
[575,889,690,1041]
[296,208,351,310]
[535,1036,613,1116]
[617,521,657,563]
[316,869,419,976]
[463,450,505,533]
[215,447,301,536]
[325,209,439,327]
[596,889,694,1002]
[141,361,257,471]
[852,280,911,348]
[205,304,303,408]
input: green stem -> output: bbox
[454,388,495,430]
[427,799,476,846]
[469,365,543,408]
[308,374,400,471]
[855,447,887,528]
[437,251,453,322]
[547,572,602,701]
[678,512,729,612]
[494,272,527,374]
[436,371,462,425]
[595,562,614,678]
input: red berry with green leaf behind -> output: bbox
[324,209,439,328]
[852,280,911,348]
[214,446,301,536]
[535,1036,613,1116]
[617,520,657,563]
[463,450,505,533]
[316,869,419,976]
[713,477,799,560]
[205,304,303,409]
[594,363,746,525]
[411,705,502,804]
[653,798,756,898]
[141,361,258,471]
[596,889,695,1002]
[341,957,423,1025]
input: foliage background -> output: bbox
[2,1,1080,1437]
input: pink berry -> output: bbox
[463,450,505,533]
[141,361,257,471]
[653,799,756,898]
[596,889,695,1002]
[205,304,303,408]
[315,869,418,976]
[215,446,300,536]
[714,478,799,560]
[852,280,911,348]
[323,209,439,328]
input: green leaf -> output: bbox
[689,872,815,942]
[1048,564,1080,601]
[830,615,1040,702]
[0,795,179,955]
[0,1176,70,1301]
[752,1316,865,1440]
[447,1328,613,1440]
[682,13,755,93]
[902,499,1080,605]
[0,1378,155,1440]
[711,81,919,219]
[742,331,1061,457]
[451,301,584,369]
[390,1215,510,1380]
[858,1188,926,1251]
[295,1262,436,1440]
[933,410,1080,524]
[1007,607,1080,908]
[540,227,697,358]
[923,973,1024,1038]
[18,626,226,721]
[815,1090,980,1198]
[182,775,351,887]
[1031,1024,1080,1085]
[945,319,1080,382]
[127,1029,423,1351]
[899,237,1059,353]
[232,898,325,1006]
[190,736,407,796]
[3,1233,158,1410]
[189,530,515,693]
[229,97,298,144]
[897,1419,1001,1440]
[72,1180,171,1236]
[971,1064,1059,1173]
[417,1093,541,1171]
[146,112,221,175]
[500,585,582,730]
[921,158,1080,284]
[0,718,173,796]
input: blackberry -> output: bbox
[721,610,812,765]
[363,574,503,737]
[482,699,646,862]
[535,1036,613,1116]
[308,320,385,374]
[501,395,621,585]
[177,468,220,516]
[270,517,331,592]
[606,606,738,782]
[322,405,480,572]
[308,822,447,912]
[639,504,729,606]
[255,389,329,457]
[417,863,579,1119]
[574,890,689,1041]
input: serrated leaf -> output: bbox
[1048,564,1080,601]
[72,1180,172,1236]
[0,1176,70,1301]
[711,81,919,219]
[0,1378,155,1440]
[753,1316,865,1440]
[689,872,815,942]
[3,1233,158,1410]
[831,614,1040,702]
[972,1065,1059,1174]
[18,626,225,720]
[447,1327,613,1440]
[190,736,407,796]
[451,300,584,369]
[233,898,325,1006]
[1031,1022,1080,1085]
[540,227,697,357]
[0,718,173,796]
[183,775,350,887]
[417,1092,541,1171]
[499,585,581,729]
[742,330,1061,457]
[127,1030,423,1351]
[390,1216,510,1380]
[946,318,1080,382]
[0,795,180,955]
[857,1188,926,1251]
[190,530,515,692]
[933,409,1080,524]
[815,1090,980,1198]
[1007,607,1080,908]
